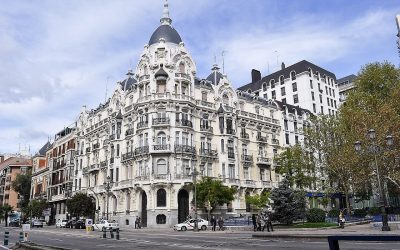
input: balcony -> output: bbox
[122,152,134,162]
[242,155,253,162]
[176,119,192,128]
[244,180,256,186]
[271,139,279,145]
[134,146,149,156]
[197,100,215,108]
[89,164,99,172]
[174,174,192,181]
[153,144,171,151]
[227,178,240,186]
[135,175,150,181]
[228,152,235,159]
[125,128,134,137]
[175,144,196,155]
[137,121,148,130]
[153,174,170,181]
[256,157,271,165]
[152,118,170,126]
[224,105,234,112]
[199,148,218,158]
[256,135,268,143]
[200,125,213,133]
[261,180,271,187]
[240,133,249,140]
[226,128,235,135]
[175,72,191,81]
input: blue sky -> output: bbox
[0,0,399,154]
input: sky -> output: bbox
[0,0,399,154]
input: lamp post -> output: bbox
[354,129,393,231]
[191,167,202,232]
[103,176,113,221]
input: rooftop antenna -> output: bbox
[221,50,227,74]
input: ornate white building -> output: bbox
[72,1,284,228]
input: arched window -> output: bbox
[156,214,166,224]
[222,94,229,105]
[247,89,252,94]
[279,76,284,85]
[157,189,167,207]
[290,71,296,80]
[262,83,267,91]
[157,132,167,145]
[316,71,320,80]
[270,79,275,88]
[179,62,185,73]
[156,159,167,174]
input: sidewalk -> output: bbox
[252,224,400,239]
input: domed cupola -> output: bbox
[155,64,169,80]
[148,0,183,46]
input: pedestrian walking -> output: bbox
[251,214,257,232]
[266,213,274,232]
[134,217,139,229]
[256,215,261,231]
[210,216,217,231]
[217,217,224,231]
[339,212,345,229]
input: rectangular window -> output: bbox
[319,94,323,104]
[260,169,265,181]
[263,93,268,99]
[292,82,297,92]
[313,103,316,113]
[325,86,328,95]
[321,106,324,114]
[327,97,330,106]
[244,167,249,180]
[228,164,235,179]
[222,163,226,178]
[281,87,286,96]
[175,131,180,144]
[271,90,276,100]
[284,120,288,130]
[282,98,286,103]
[116,168,119,182]
[202,92,207,101]
[310,80,313,89]
[285,133,290,144]
[293,94,299,104]
[78,178,81,189]
[207,163,212,177]
[311,92,315,101]
[334,100,337,108]
[295,135,299,144]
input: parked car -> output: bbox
[32,219,44,228]
[56,219,68,228]
[74,220,86,229]
[93,220,119,231]
[9,219,20,227]
[173,219,208,231]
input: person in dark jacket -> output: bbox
[252,214,257,232]
[210,216,217,231]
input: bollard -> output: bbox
[102,230,106,239]
[19,232,24,242]
[116,229,120,240]
[4,231,9,246]
[110,229,114,239]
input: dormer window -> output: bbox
[291,71,296,80]
[270,79,275,89]
[279,76,284,85]
[156,79,166,93]
[179,62,185,73]
[262,83,267,91]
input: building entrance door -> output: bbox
[141,191,147,227]
[178,189,189,223]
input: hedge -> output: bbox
[306,208,326,223]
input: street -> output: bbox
[2,227,400,250]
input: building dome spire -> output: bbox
[160,0,172,25]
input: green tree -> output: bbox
[24,200,49,218]
[245,191,270,210]
[193,177,237,214]
[270,179,306,225]
[11,173,31,209]
[274,144,316,189]
[340,62,400,190]
[66,193,95,218]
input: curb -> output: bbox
[12,242,72,250]
[252,234,328,239]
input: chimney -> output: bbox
[251,69,261,83]
[281,62,285,70]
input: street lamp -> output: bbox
[191,167,202,232]
[103,176,113,221]
[354,129,393,231]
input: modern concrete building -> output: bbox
[0,157,32,211]
[337,74,357,105]
[239,60,340,116]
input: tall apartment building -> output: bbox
[0,157,32,210]
[71,1,283,228]
[30,142,52,201]
[47,127,76,221]
[337,74,356,105]
[238,60,340,116]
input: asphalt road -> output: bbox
[2,227,400,250]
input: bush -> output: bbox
[367,207,381,216]
[327,208,340,218]
[306,208,326,223]
[353,209,367,217]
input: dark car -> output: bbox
[74,220,86,229]
[9,219,20,227]
[65,219,75,228]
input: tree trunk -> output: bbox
[345,188,351,216]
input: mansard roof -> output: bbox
[275,100,312,115]
[238,60,337,92]
[36,141,52,156]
